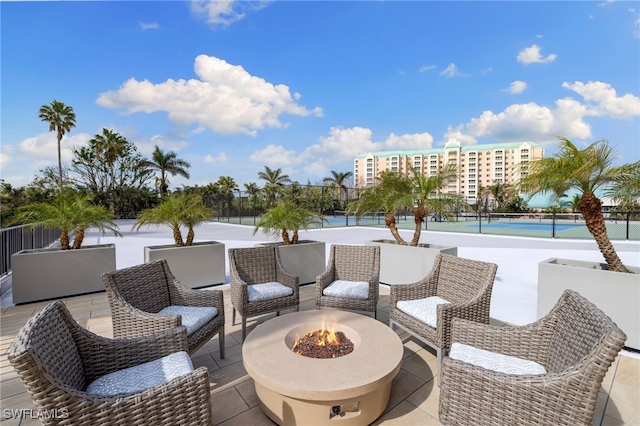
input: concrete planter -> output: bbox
[11,244,116,304]
[257,240,326,285]
[538,258,640,350]
[144,241,225,289]
[365,240,458,285]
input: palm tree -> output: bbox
[253,201,324,245]
[133,193,210,247]
[39,100,76,193]
[349,166,459,246]
[566,194,582,213]
[408,165,458,245]
[216,176,238,217]
[519,137,639,273]
[11,190,121,250]
[349,171,412,245]
[139,146,191,196]
[258,166,290,207]
[323,170,353,207]
[89,128,128,193]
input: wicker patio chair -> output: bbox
[102,259,225,357]
[315,244,381,318]
[8,300,212,426]
[228,246,300,341]
[389,253,497,378]
[439,289,627,426]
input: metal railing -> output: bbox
[1,225,60,276]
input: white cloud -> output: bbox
[506,80,528,94]
[139,22,159,30]
[439,63,461,78]
[190,0,271,28]
[248,126,434,181]
[517,44,557,64]
[0,131,91,187]
[204,152,228,163]
[96,54,322,136]
[442,80,637,145]
[135,134,189,156]
[480,67,493,76]
[562,80,640,118]
[248,144,299,168]
[419,65,436,73]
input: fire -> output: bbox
[291,316,354,359]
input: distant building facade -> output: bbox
[353,140,544,202]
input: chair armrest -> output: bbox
[389,274,437,306]
[72,325,190,381]
[108,293,182,338]
[169,280,225,310]
[448,317,554,364]
[439,356,599,425]
[368,274,380,301]
[276,267,299,288]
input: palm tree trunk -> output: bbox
[580,192,632,273]
[59,230,70,250]
[71,228,85,249]
[57,132,64,194]
[281,229,291,245]
[185,227,195,246]
[292,230,299,245]
[173,228,184,247]
[385,212,407,245]
[411,206,426,246]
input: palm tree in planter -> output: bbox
[133,192,210,247]
[348,167,460,285]
[348,165,459,246]
[12,189,121,250]
[253,201,327,284]
[133,192,225,288]
[10,190,121,304]
[519,137,639,273]
[253,201,325,245]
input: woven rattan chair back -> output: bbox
[546,289,627,372]
[434,254,497,306]
[230,246,279,284]
[9,300,86,391]
[102,260,172,314]
[332,245,380,282]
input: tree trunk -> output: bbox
[580,192,632,273]
[173,228,184,247]
[411,206,426,246]
[282,229,291,245]
[57,131,64,194]
[59,230,70,250]
[185,227,195,246]
[72,228,85,249]
[385,212,407,245]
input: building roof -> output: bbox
[354,141,544,159]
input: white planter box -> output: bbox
[538,258,640,350]
[144,241,225,289]
[11,244,116,304]
[257,240,326,285]
[366,240,458,285]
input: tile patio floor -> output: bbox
[1,283,638,426]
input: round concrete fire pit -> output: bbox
[243,310,403,425]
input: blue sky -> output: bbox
[2,0,639,190]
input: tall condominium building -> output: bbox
[353,140,544,202]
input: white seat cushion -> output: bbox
[449,342,547,375]
[247,282,293,302]
[86,351,194,396]
[158,305,218,335]
[323,280,369,300]
[396,296,451,328]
